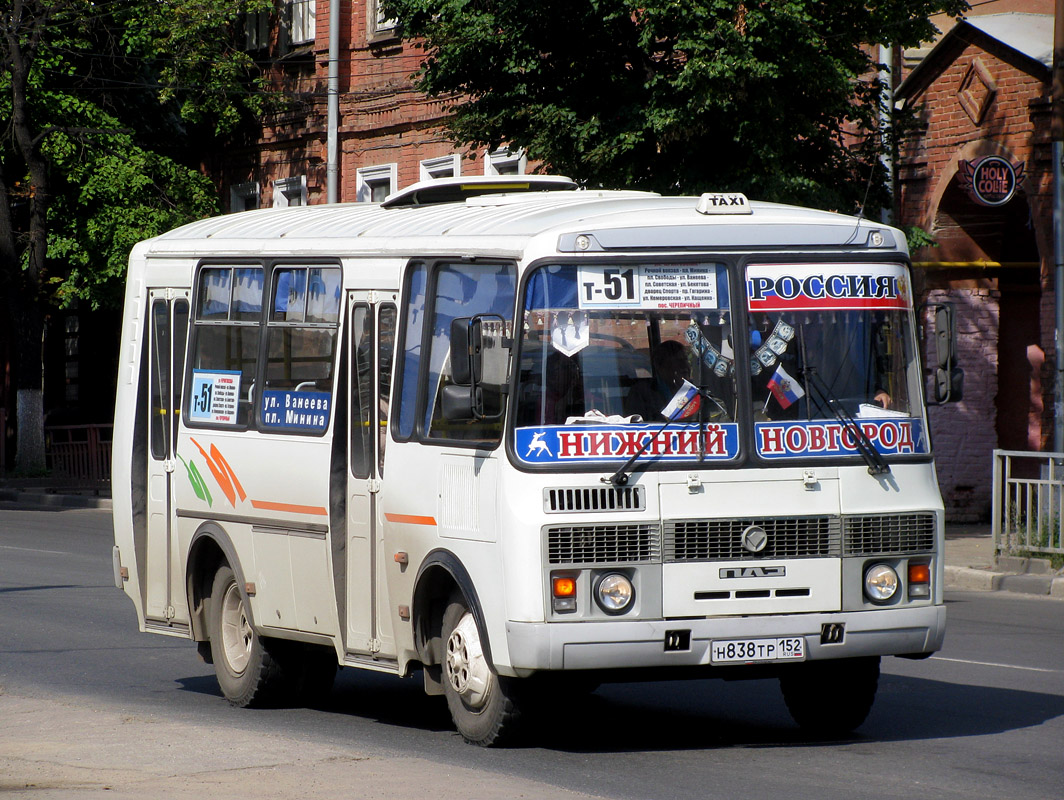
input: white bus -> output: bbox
[112,176,958,745]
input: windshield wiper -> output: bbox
[801,368,890,476]
[604,388,727,486]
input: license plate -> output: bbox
[710,636,805,664]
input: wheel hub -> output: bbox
[445,612,491,709]
[220,582,252,674]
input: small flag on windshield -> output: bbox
[662,380,702,420]
[767,365,805,409]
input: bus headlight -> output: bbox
[594,573,635,615]
[864,563,899,603]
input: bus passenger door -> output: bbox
[346,293,397,657]
[145,290,190,624]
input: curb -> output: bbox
[0,489,112,511]
[945,565,1064,599]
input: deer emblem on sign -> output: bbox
[526,431,552,458]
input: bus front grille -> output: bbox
[663,516,842,562]
[543,485,646,513]
[546,524,660,564]
[843,513,936,555]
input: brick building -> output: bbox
[895,13,1054,521]
[212,0,529,213]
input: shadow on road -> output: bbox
[176,664,1064,752]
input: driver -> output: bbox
[624,340,690,421]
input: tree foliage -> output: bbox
[1,0,269,470]
[382,0,968,211]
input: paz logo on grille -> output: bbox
[741,525,769,553]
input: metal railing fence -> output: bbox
[45,423,112,488]
[992,449,1064,557]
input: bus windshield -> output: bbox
[512,261,928,466]
[744,262,926,463]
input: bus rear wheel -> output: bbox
[779,655,880,737]
[441,593,520,746]
[208,565,289,708]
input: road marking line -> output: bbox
[0,544,69,556]
[931,656,1062,674]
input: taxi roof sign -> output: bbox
[696,192,752,215]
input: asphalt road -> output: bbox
[1,506,1062,799]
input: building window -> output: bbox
[356,164,397,203]
[484,147,526,176]
[420,155,461,181]
[244,10,270,51]
[230,182,260,213]
[273,176,307,208]
[289,0,316,45]
[367,0,398,43]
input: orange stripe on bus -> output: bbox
[384,513,438,526]
[250,500,329,516]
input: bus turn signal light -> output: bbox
[553,577,576,597]
[908,563,931,599]
[552,575,577,613]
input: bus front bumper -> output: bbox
[503,604,946,674]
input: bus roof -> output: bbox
[138,188,905,258]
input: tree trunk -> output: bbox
[13,308,46,474]
[4,0,55,475]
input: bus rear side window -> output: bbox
[189,266,264,427]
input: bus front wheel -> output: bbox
[779,655,880,737]
[208,565,288,707]
[441,593,520,746]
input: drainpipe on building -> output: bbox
[326,0,341,204]
[1054,0,1064,452]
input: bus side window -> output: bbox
[350,303,373,479]
[425,262,515,443]
[189,266,263,428]
[396,263,427,440]
[378,304,396,474]
[263,266,342,434]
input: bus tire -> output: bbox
[779,655,880,737]
[441,593,520,746]
[208,565,288,708]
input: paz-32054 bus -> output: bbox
[111,176,958,745]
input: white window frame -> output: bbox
[273,176,308,208]
[356,163,398,203]
[419,154,462,181]
[289,0,316,45]
[484,147,527,176]
[230,181,261,213]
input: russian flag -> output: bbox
[767,365,805,409]
[663,380,702,420]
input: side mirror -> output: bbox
[929,303,963,403]
[441,384,480,421]
[450,317,480,386]
[446,314,508,420]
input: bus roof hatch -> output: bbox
[380,174,578,208]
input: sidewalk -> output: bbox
[945,523,1064,599]
[1,479,1061,598]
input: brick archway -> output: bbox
[921,138,1049,271]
